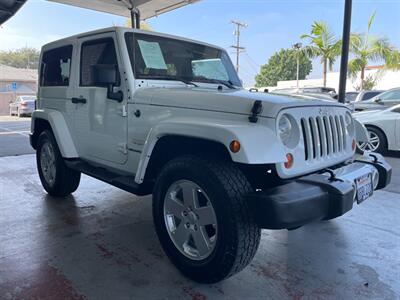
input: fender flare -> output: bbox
[134,118,286,183]
[31,109,78,158]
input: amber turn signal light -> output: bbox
[229,140,241,153]
[284,153,294,169]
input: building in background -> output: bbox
[0,64,37,115]
[253,66,400,93]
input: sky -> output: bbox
[0,0,399,86]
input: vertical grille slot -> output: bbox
[335,115,343,151]
[329,116,338,153]
[310,117,321,159]
[340,115,347,149]
[323,116,333,155]
[317,116,327,156]
[301,118,314,160]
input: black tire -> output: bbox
[36,130,81,197]
[152,155,261,283]
[357,126,387,155]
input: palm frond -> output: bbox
[368,11,376,32]
[348,58,365,78]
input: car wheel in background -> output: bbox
[357,127,387,155]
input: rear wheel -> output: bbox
[357,127,387,154]
[37,130,81,197]
[153,155,261,283]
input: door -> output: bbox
[73,33,128,165]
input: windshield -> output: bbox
[125,33,242,87]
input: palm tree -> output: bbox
[348,12,399,90]
[301,21,341,87]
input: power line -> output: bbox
[230,20,247,74]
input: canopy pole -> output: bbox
[338,0,352,103]
[130,7,141,29]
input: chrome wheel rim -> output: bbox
[40,141,56,186]
[357,130,380,152]
[163,180,217,260]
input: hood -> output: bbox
[134,87,347,118]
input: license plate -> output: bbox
[355,173,373,204]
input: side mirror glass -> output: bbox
[92,64,123,102]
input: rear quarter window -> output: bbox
[40,45,73,87]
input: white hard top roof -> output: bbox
[47,0,199,19]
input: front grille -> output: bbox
[300,114,347,161]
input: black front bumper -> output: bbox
[246,153,391,230]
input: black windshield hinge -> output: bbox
[248,100,263,123]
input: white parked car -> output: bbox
[354,104,400,154]
[30,27,391,283]
[9,95,36,117]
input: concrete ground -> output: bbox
[0,117,399,299]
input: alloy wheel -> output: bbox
[163,180,217,260]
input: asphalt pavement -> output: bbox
[0,116,33,157]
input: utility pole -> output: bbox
[230,20,247,74]
[292,43,302,88]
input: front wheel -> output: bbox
[153,155,261,283]
[37,130,81,197]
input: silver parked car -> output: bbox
[354,88,400,111]
[9,95,36,117]
[353,104,400,154]
[353,90,385,102]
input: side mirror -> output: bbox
[92,64,123,102]
[374,98,383,104]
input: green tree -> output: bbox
[0,47,40,69]
[255,48,312,87]
[349,11,400,90]
[301,21,341,87]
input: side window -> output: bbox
[381,90,400,101]
[40,45,73,87]
[80,38,120,87]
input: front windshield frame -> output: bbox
[124,32,242,88]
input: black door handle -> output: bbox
[71,97,87,104]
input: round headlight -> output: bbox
[278,114,292,145]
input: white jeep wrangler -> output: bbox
[30,27,391,283]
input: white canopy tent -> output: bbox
[47,0,199,20]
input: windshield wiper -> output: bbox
[177,77,198,87]
[194,78,237,89]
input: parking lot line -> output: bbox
[0,125,30,137]
[0,130,30,136]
